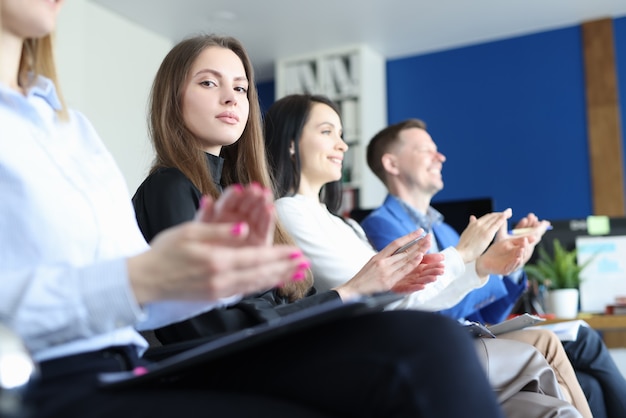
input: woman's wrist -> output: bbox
[127,250,160,305]
[333,283,361,301]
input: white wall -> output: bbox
[55,0,173,195]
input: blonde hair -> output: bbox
[19,32,68,119]
[0,1,67,118]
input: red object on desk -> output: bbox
[605,304,626,315]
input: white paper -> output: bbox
[530,320,588,342]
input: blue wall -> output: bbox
[256,80,275,115]
[258,18,626,222]
[387,26,592,221]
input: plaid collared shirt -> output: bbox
[393,196,445,252]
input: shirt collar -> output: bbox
[205,152,225,190]
[392,195,444,233]
[5,74,64,111]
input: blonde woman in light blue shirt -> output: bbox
[0,1,511,417]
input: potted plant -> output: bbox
[524,238,594,318]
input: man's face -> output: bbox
[393,127,446,196]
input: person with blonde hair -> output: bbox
[0,1,507,415]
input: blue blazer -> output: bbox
[361,194,527,324]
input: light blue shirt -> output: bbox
[395,196,444,235]
[0,76,232,362]
[395,196,444,252]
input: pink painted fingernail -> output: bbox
[231,222,245,236]
[298,261,311,270]
[292,271,305,281]
[199,195,209,209]
[133,366,149,376]
[289,251,302,259]
[232,184,244,192]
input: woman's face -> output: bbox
[181,46,250,155]
[1,0,64,40]
[297,102,347,193]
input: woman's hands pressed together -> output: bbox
[334,229,443,300]
[128,184,309,305]
[195,183,277,246]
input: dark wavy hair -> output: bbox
[264,94,344,214]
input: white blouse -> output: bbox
[275,194,486,311]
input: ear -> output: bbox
[381,153,399,176]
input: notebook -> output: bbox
[99,292,403,389]
[486,313,545,335]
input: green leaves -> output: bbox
[524,238,595,290]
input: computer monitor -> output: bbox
[527,217,626,264]
[522,216,626,314]
[431,197,494,235]
[349,197,494,230]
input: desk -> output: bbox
[544,315,626,348]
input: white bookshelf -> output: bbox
[275,45,388,211]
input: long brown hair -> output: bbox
[148,34,312,300]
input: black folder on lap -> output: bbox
[99,292,403,389]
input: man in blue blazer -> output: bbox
[364,193,528,323]
[361,118,626,418]
[361,119,548,324]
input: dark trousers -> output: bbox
[27,311,504,418]
[563,326,626,418]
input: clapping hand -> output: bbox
[475,235,537,277]
[496,212,551,265]
[392,253,445,293]
[456,209,512,264]
[195,183,276,246]
[334,230,432,300]
[128,184,310,304]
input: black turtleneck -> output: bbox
[132,153,224,243]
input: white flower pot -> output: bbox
[546,289,579,319]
